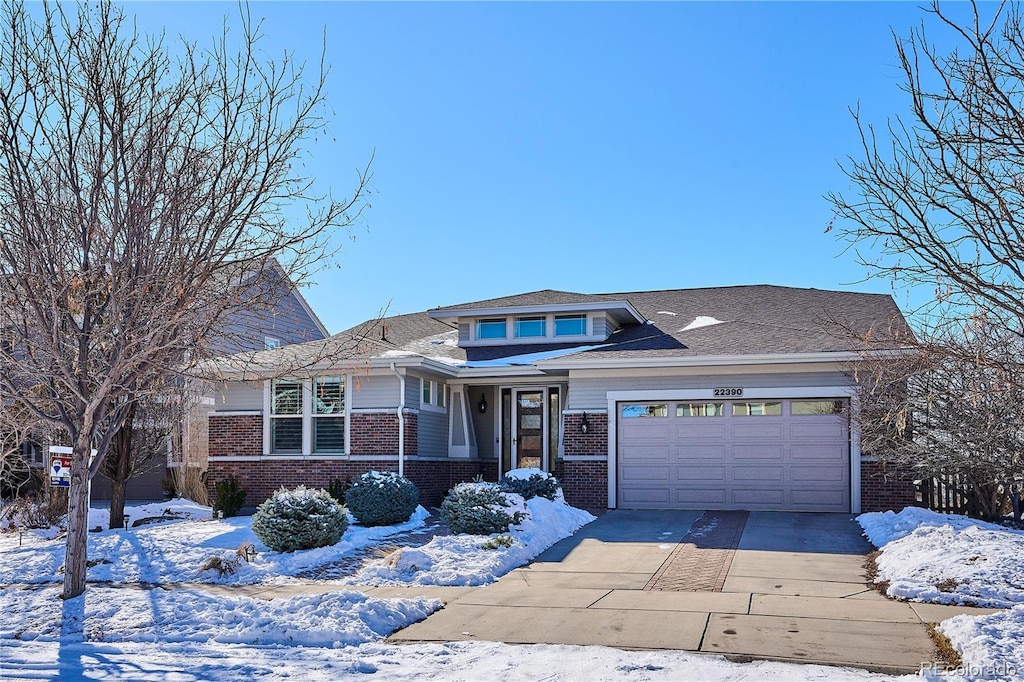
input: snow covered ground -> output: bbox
[859,507,1024,681]
[6,493,1022,679]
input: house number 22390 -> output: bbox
[713,387,743,397]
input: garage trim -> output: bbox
[605,386,860,513]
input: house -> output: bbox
[88,262,331,500]
[203,285,916,512]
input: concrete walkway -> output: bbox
[387,510,999,674]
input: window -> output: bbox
[270,380,302,453]
[554,314,587,336]
[732,402,782,416]
[621,404,668,418]
[792,400,844,416]
[264,336,281,350]
[476,318,507,340]
[421,379,447,410]
[514,316,546,338]
[676,403,724,417]
[312,377,345,453]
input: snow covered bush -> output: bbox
[345,471,419,526]
[500,469,561,501]
[250,486,349,552]
[441,481,525,535]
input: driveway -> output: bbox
[388,510,998,673]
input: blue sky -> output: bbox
[126,2,942,333]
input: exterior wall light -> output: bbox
[580,412,590,434]
[479,394,488,413]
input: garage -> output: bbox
[617,399,850,512]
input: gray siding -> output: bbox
[459,322,471,345]
[593,315,609,339]
[405,373,422,408]
[469,387,496,460]
[418,410,448,457]
[351,374,401,409]
[567,371,852,411]
[214,382,263,411]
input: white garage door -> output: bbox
[617,399,850,512]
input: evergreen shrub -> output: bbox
[250,485,348,552]
[344,471,419,526]
[440,481,524,535]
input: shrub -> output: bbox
[327,477,350,505]
[212,476,246,518]
[0,476,68,530]
[500,471,561,501]
[250,486,348,552]
[345,471,419,526]
[440,481,524,535]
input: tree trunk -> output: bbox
[107,415,134,530]
[62,439,92,599]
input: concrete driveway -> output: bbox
[388,510,998,673]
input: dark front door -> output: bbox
[515,390,544,469]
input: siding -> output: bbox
[459,323,471,345]
[567,371,853,410]
[418,409,448,457]
[593,315,611,339]
[213,382,263,411]
[469,387,496,459]
[351,374,401,409]
[405,373,421,408]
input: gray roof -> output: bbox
[206,285,909,376]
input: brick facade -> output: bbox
[554,459,609,509]
[562,412,608,456]
[209,415,261,457]
[859,459,917,512]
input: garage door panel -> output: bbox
[790,444,847,462]
[790,466,846,483]
[731,488,785,507]
[732,466,783,482]
[619,465,670,482]
[677,488,727,505]
[675,465,727,481]
[731,445,784,460]
[789,420,845,439]
[671,445,727,460]
[618,399,850,512]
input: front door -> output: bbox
[514,390,544,469]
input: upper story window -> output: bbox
[476,318,507,340]
[264,336,281,350]
[514,316,546,338]
[554,314,587,336]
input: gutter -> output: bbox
[390,362,405,477]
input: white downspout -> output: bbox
[390,363,405,477]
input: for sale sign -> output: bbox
[49,453,72,487]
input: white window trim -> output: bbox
[420,378,447,413]
[263,376,350,456]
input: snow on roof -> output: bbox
[459,344,607,368]
[680,316,724,332]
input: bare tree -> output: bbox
[829,0,1024,335]
[0,1,369,597]
[854,315,1024,520]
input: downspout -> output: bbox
[390,363,405,477]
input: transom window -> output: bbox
[621,404,668,418]
[792,400,844,416]
[733,401,782,416]
[476,318,507,340]
[554,314,587,336]
[676,403,724,417]
[514,316,546,338]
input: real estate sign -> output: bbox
[49,449,73,487]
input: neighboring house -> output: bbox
[204,285,916,512]
[89,262,331,500]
